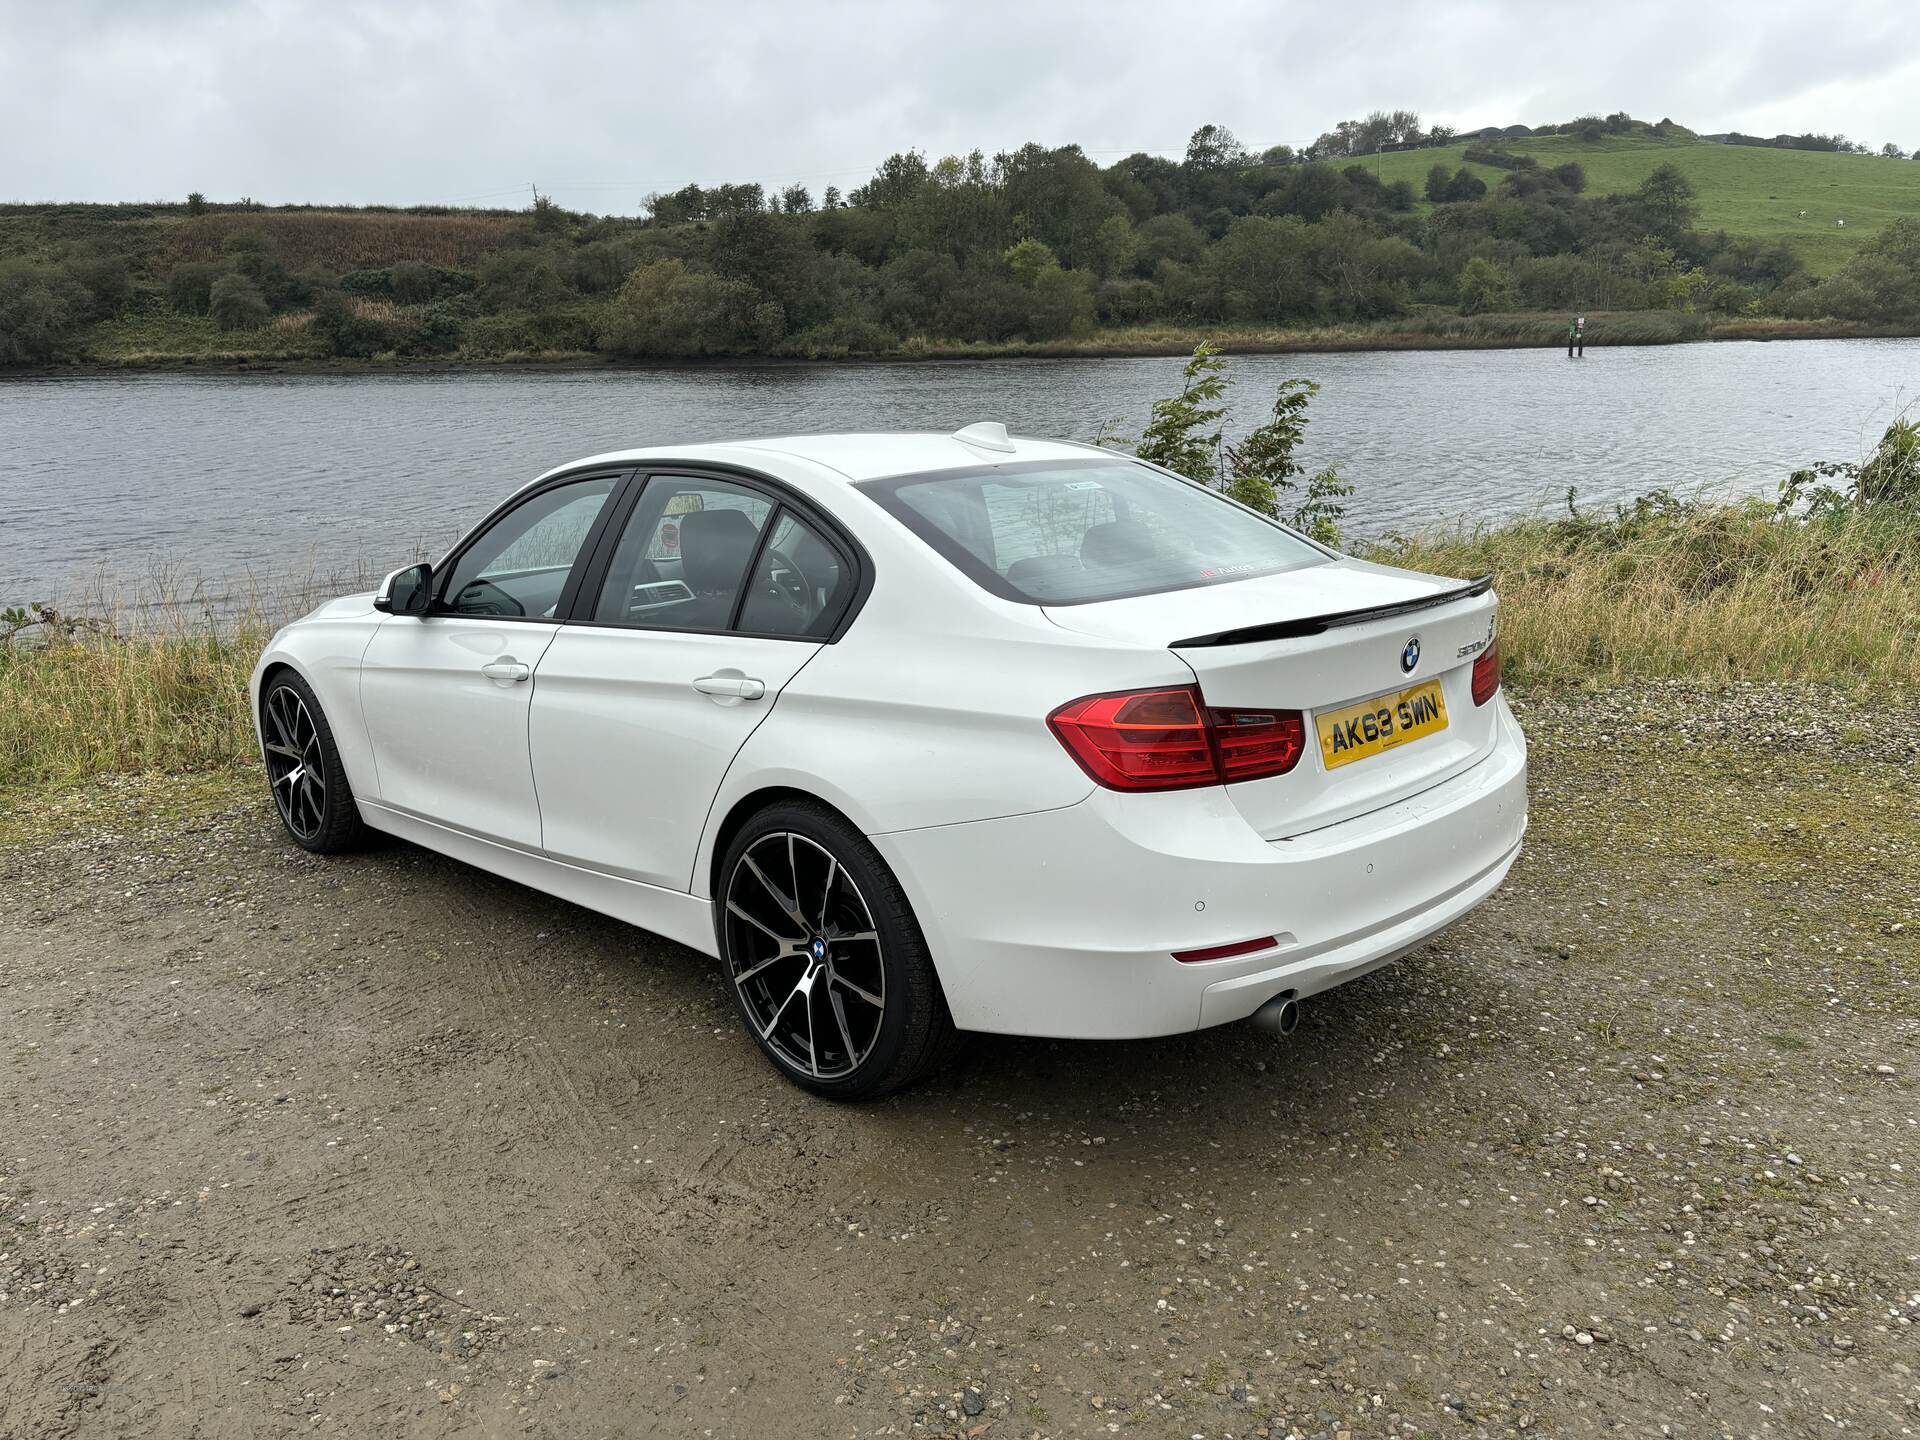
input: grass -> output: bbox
[1369,135,1920,274]
[169,210,518,269]
[63,309,1871,371]
[1365,502,1920,688]
[0,620,264,791]
[2,497,1914,805]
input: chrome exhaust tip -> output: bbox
[1249,994,1299,1037]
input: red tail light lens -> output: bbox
[1047,687,1216,791]
[1209,706,1306,782]
[1048,685,1306,792]
[1471,637,1502,706]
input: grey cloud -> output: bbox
[1,0,1916,207]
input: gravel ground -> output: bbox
[1,682,1915,1439]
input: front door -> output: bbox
[361,473,621,848]
[529,474,859,889]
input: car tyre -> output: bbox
[261,670,367,855]
[718,800,956,1100]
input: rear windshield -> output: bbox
[860,458,1329,605]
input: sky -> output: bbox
[3,0,1917,209]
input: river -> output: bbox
[2,338,1915,607]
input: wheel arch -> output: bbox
[703,784,863,910]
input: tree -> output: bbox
[1206,216,1314,321]
[598,259,758,356]
[1883,143,1910,160]
[850,151,929,210]
[1425,164,1453,202]
[1002,237,1059,288]
[1456,256,1509,313]
[185,191,208,216]
[780,183,813,214]
[1133,342,1229,482]
[1223,377,1353,542]
[1636,163,1698,237]
[0,262,90,364]
[822,186,843,209]
[167,260,226,315]
[1184,123,1248,171]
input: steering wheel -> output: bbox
[763,545,813,609]
[452,577,526,618]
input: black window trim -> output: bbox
[559,462,872,644]
[427,466,636,625]
[855,455,1333,608]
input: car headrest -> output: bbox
[680,508,761,593]
[1079,520,1158,568]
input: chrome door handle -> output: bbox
[481,658,531,683]
[692,673,766,701]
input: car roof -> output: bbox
[536,430,1107,486]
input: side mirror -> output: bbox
[374,562,433,616]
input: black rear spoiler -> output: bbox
[1172,574,1494,648]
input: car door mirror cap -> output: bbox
[375,562,434,616]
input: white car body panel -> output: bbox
[250,430,1529,1041]
[529,625,821,889]
[360,615,559,849]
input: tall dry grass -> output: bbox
[1366,501,1920,688]
[0,622,265,788]
[2,503,1913,800]
[0,560,409,794]
[169,211,516,269]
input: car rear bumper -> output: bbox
[873,695,1527,1039]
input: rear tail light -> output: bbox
[1471,637,1502,706]
[1048,685,1305,792]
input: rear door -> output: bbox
[528,473,861,890]
[359,472,624,848]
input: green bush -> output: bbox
[62,251,132,318]
[597,259,757,356]
[309,290,392,358]
[390,260,435,305]
[208,273,271,331]
[167,261,227,315]
[0,262,91,364]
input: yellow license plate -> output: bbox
[1316,680,1448,769]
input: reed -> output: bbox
[1365,501,1920,688]
[3,500,1913,799]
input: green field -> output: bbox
[1369,134,1920,274]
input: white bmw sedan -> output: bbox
[252,425,1526,1098]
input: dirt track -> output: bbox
[3,683,1916,1439]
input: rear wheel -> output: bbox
[718,801,954,1100]
[261,671,366,854]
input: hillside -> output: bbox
[4,124,1920,370]
[1370,134,1920,274]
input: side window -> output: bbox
[592,478,772,630]
[738,510,853,638]
[441,477,616,618]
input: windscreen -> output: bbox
[862,459,1329,605]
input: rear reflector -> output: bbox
[1471,637,1502,706]
[1173,935,1280,964]
[1048,685,1306,792]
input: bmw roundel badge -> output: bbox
[1400,635,1421,674]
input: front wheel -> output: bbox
[260,671,367,854]
[718,801,955,1100]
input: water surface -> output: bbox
[2,338,1914,604]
